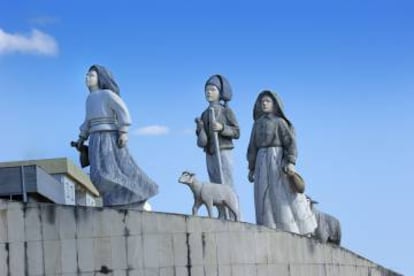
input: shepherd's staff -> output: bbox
[210,107,224,185]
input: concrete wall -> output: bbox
[0,201,399,276]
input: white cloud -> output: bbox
[0,28,58,56]
[134,125,170,136]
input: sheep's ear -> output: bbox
[190,173,195,177]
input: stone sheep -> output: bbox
[308,197,342,245]
[178,171,240,221]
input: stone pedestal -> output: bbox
[0,201,400,276]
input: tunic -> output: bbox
[196,103,240,188]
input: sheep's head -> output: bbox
[178,171,195,185]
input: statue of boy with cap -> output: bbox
[195,74,240,219]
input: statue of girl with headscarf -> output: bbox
[247,90,316,235]
[195,74,240,218]
[74,64,158,207]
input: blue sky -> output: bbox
[1,0,413,274]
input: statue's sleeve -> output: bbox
[278,119,297,164]
[247,123,257,171]
[107,92,132,133]
[79,100,89,139]
[79,120,89,139]
[221,107,240,139]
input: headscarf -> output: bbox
[253,90,294,129]
[205,74,232,105]
[88,64,120,95]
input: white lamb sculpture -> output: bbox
[178,171,239,221]
[307,196,341,245]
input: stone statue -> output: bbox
[247,90,317,235]
[307,197,342,245]
[178,171,239,221]
[73,64,158,207]
[195,74,240,219]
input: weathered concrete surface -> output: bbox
[0,201,400,276]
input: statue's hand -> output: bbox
[284,163,296,176]
[118,133,128,148]
[212,122,224,132]
[248,170,255,183]
[75,137,86,151]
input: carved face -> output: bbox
[261,95,274,114]
[205,85,220,103]
[85,70,99,91]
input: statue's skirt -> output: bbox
[254,147,316,235]
[88,131,158,206]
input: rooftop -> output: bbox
[0,158,99,196]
